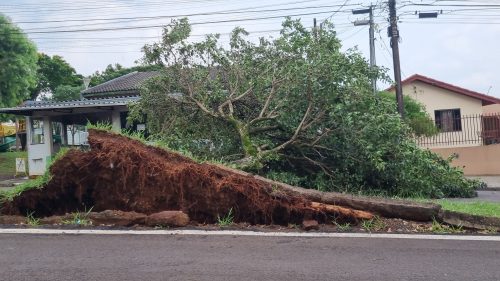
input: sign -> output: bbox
[137,124,146,131]
[15,158,27,176]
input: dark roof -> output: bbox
[386,74,500,106]
[0,96,139,115]
[81,71,160,98]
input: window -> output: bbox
[31,118,45,144]
[434,109,461,132]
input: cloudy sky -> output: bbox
[1,0,499,97]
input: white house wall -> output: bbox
[402,81,484,148]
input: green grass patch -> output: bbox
[0,151,27,177]
[217,208,234,227]
[437,200,500,218]
[86,121,112,131]
[0,148,70,202]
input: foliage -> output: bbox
[89,63,161,87]
[0,148,70,202]
[26,211,40,226]
[62,206,94,226]
[430,218,463,234]
[379,91,438,137]
[0,14,38,110]
[31,53,83,100]
[361,216,386,232]
[217,208,234,227]
[334,222,352,232]
[132,18,480,199]
[86,121,113,131]
[51,85,83,101]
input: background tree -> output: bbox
[30,53,82,100]
[0,14,37,109]
[132,18,479,198]
[89,63,161,87]
[50,85,83,101]
[379,91,438,137]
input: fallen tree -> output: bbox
[132,18,479,199]
[1,129,375,225]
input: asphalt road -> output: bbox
[1,233,500,281]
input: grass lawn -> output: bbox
[436,200,500,218]
[0,151,27,178]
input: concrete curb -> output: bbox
[0,228,499,240]
[439,209,500,231]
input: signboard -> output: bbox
[137,124,146,131]
[15,158,27,176]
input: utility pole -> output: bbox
[313,18,318,40]
[388,0,404,118]
[368,6,376,94]
[353,5,376,94]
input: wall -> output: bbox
[483,104,500,115]
[431,144,500,176]
[26,116,53,176]
[393,81,485,148]
[401,81,483,117]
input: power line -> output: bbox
[16,5,362,31]
[3,10,345,35]
[7,1,350,25]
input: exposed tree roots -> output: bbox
[1,129,373,225]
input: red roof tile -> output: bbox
[385,74,500,106]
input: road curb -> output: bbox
[0,228,499,241]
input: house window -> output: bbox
[434,109,462,132]
[31,118,45,144]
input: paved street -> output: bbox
[1,232,499,281]
[450,190,500,202]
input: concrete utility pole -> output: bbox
[368,7,376,93]
[353,5,377,94]
[388,0,405,118]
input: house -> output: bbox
[0,71,159,176]
[387,74,500,148]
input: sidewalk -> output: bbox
[467,176,500,190]
[0,177,28,191]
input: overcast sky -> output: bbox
[1,0,499,97]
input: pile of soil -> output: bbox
[1,130,352,225]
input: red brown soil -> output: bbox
[1,130,347,225]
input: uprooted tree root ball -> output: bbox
[0,129,372,225]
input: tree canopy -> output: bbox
[89,63,161,87]
[0,14,38,108]
[131,18,479,198]
[379,91,438,137]
[50,85,83,101]
[30,53,82,100]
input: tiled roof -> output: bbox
[386,74,500,106]
[81,71,160,98]
[0,96,139,114]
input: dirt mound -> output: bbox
[1,130,371,225]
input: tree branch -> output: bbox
[186,83,218,118]
[270,85,314,153]
[259,78,283,118]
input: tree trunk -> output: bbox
[229,118,257,158]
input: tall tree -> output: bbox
[0,14,38,108]
[30,53,82,100]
